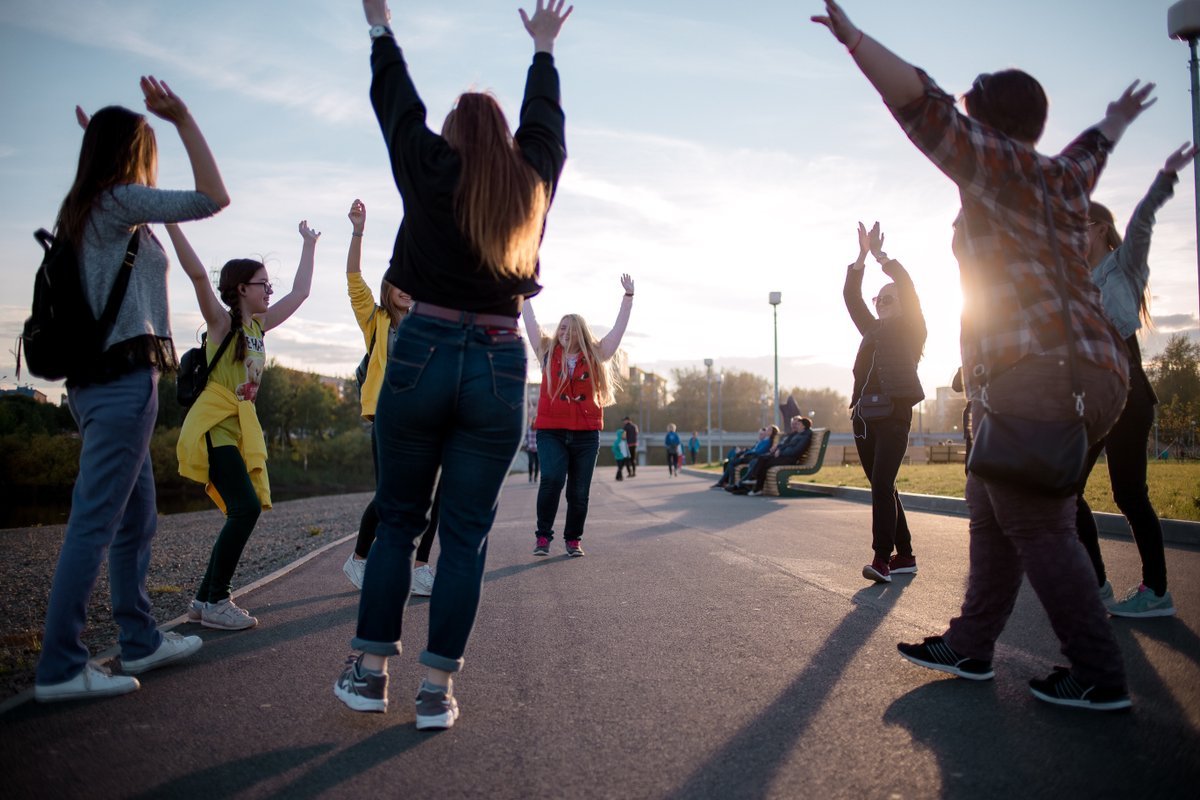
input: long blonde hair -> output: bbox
[540,314,621,407]
[442,92,549,280]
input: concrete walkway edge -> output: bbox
[679,466,1200,547]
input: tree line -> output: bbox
[2,333,1197,512]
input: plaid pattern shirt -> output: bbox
[891,71,1127,394]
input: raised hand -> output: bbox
[362,0,390,27]
[348,199,366,233]
[855,222,870,265]
[299,220,322,244]
[140,76,189,125]
[1107,80,1157,127]
[620,273,635,295]
[519,0,574,52]
[1164,142,1197,174]
[811,0,859,47]
[868,222,885,258]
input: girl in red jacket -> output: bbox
[522,274,634,557]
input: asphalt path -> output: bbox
[2,468,1199,799]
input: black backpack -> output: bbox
[177,328,235,408]
[18,227,140,382]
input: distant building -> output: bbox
[0,386,49,403]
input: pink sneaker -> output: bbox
[533,536,551,557]
[863,558,891,583]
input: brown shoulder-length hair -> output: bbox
[441,92,549,279]
[57,106,158,245]
[963,70,1048,145]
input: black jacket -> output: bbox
[371,38,566,316]
[844,260,927,408]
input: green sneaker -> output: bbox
[1108,584,1175,619]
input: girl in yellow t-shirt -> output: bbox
[168,220,320,631]
[340,199,441,598]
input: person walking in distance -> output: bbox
[664,423,681,477]
[622,415,639,476]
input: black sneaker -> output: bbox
[1029,666,1131,711]
[897,636,994,681]
[334,653,388,712]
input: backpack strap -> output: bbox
[208,328,236,369]
[97,229,141,331]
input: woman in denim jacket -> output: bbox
[1074,143,1195,619]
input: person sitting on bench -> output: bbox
[730,416,813,495]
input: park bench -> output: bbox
[928,443,968,463]
[733,428,831,496]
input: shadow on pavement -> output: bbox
[130,745,335,800]
[664,581,910,799]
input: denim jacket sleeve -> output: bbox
[1091,170,1176,338]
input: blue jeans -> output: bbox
[36,368,163,685]
[352,315,525,673]
[535,429,600,541]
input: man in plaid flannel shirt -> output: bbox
[814,0,1158,711]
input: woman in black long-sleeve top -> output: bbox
[844,222,927,584]
[335,0,572,730]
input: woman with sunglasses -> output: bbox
[170,219,320,631]
[844,221,926,584]
[1073,143,1195,619]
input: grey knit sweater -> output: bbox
[79,184,222,351]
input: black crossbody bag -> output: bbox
[966,168,1088,496]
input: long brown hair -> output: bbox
[217,259,265,362]
[539,314,622,407]
[57,106,158,245]
[441,92,548,279]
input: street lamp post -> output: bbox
[1169,0,1200,321]
[704,358,713,464]
[769,292,782,428]
[716,372,724,459]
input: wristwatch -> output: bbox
[369,25,393,40]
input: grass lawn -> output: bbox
[696,461,1200,522]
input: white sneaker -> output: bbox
[343,553,367,590]
[187,598,204,622]
[411,564,435,597]
[35,663,140,703]
[121,632,202,675]
[201,598,258,631]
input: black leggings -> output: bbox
[853,411,913,560]
[198,441,261,603]
[1075,371,1167,594]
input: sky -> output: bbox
[2,0,1198,406]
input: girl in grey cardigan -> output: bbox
[34,77,229,703]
